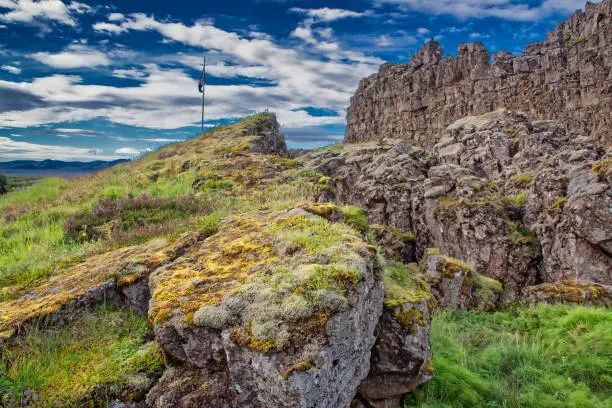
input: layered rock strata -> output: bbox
[346,0,612,148]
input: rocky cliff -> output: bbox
[345,0,612,148]
[301,110,612,302]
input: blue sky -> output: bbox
[0,0,596,161]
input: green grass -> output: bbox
[0,305,163,407]
[405,305,612,408]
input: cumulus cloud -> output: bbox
[31,44,111,69]
[0,0,79,26]
[289,7,369,22]
[375,0,595,21]
[0,136,118,161]
[92,21,127,34]
[1,65,21,74]
[1,7,383,134]
[115,147,140,155]
[112,68,148,80]
[108,12,124,21]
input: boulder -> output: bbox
[146,208,385,408]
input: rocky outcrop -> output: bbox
[356,262,434,408]
[300,110,611,299]
[346,0,612,148]
[147,208,384,408]
[525,279,612,307]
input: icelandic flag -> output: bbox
[198,68,205,93]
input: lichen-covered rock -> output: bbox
[147,208,384,408]
[419,249,502,310]
[525,280,612,307]
[0,235,200,340]
[346,0,612,148]
[299,110,611,300]
[356,263,435,408]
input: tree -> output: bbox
[0,173,6,188]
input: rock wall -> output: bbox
[300,110,612,299]
[345,0,612,148]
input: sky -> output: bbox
[0,0,597,161]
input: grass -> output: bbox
[405,304,612,408]
[0,305,163,407]
[4,176,39,192]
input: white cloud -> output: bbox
[290,7,368,22]
[0,24,6,28]
[112,68,148,80]
[31,44,111,69]
[68,1,93,14]
[141,138,183,143]
[0,136,118,161]
[469,32,491,39]
[1,65,21,74]
[417,27,430,36]
[93,21,127,34]
[376,35,394,47]
[115,147,140,155]
[0,0,78,26]
[108,12,124,21]
[1,11,383,131]
[376,0,595,22]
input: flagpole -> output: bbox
[201,55,206,135]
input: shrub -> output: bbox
[64,193,205,243]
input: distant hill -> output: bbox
[0,159,129,177]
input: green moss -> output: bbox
[549,195,567,213]
[265,155,301,170]
[395,308,425,334]
[501,190,528,209]
[426,248,474,278]
[340,206,369,235]
[272,213,359,255]
[200,179,234,191]
[592,158,611,180]
[383,262,435,309]
[506,223,539,246]
[512,175,533,187]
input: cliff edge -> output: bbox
[345,0,612,148]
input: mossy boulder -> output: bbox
[148,207,384,408]
[420,248,502,311]
[357,263,434,407]
[525,280,612,307]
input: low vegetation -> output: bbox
[405,304,611,408]
[0,305,163,407]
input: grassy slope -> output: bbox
[0,114,314,299]
[0,114,328,406]
[1,115,610,407]
[406,305,612,408]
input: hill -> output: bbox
[0,3,611,407]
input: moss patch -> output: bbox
[383,262,435,309]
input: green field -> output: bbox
[406,305,612,408]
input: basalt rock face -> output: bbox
[346,0,612,148]
[300,110,612,300]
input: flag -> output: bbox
[198,67,205,93]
